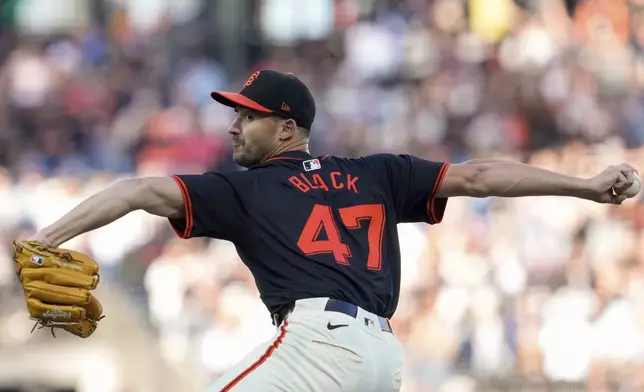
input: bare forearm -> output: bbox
[42,181,139,247]
[469,161,591,198]
[37,176,184,246]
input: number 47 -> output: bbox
[297,204,386,271]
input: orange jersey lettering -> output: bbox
[289,176,310,192]
[289,172,359,194]
[347,175,359,193]
[330,172,344,190]
[312,174,329,191]
[300,173,317,189]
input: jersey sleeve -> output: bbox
[168,172,247,241]
[364,154,450,224]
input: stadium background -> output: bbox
[0,0,643,391]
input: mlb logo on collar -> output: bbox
[303,159,321,172]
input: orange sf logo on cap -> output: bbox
[244,71,260,87]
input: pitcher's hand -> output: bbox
[27,230,53,246]
[586,163,638,204]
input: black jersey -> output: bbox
[169,150,449,319]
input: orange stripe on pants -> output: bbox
[220,321,289,391]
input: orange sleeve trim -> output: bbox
[220,320,288,391]
[427,163,450,224]
[171,176,194,239]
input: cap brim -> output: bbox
[210,91,273,113]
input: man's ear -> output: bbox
[277,119,298,141]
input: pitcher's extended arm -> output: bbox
[437,160,636,204]
[34,177,184,247]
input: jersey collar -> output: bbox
[264,150,313,162]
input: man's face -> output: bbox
[229,107,281,167]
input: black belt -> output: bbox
[272,299,393,334]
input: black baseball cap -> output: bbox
[211,70,316,130]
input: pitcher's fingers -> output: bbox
[618,163,638,176]
[614,173,631,192]
[613,194,628,205]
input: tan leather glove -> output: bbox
[13,240,104,338]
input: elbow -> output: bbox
[441,160,531,198]
[114,178,149,210]
[460,163,493,197]
[437,162,492,198]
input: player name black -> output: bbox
[288,172,359,194]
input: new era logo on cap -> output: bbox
[210,70,316,130]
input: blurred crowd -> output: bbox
[2,0,644,391]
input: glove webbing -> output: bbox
[29,315,106,338]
